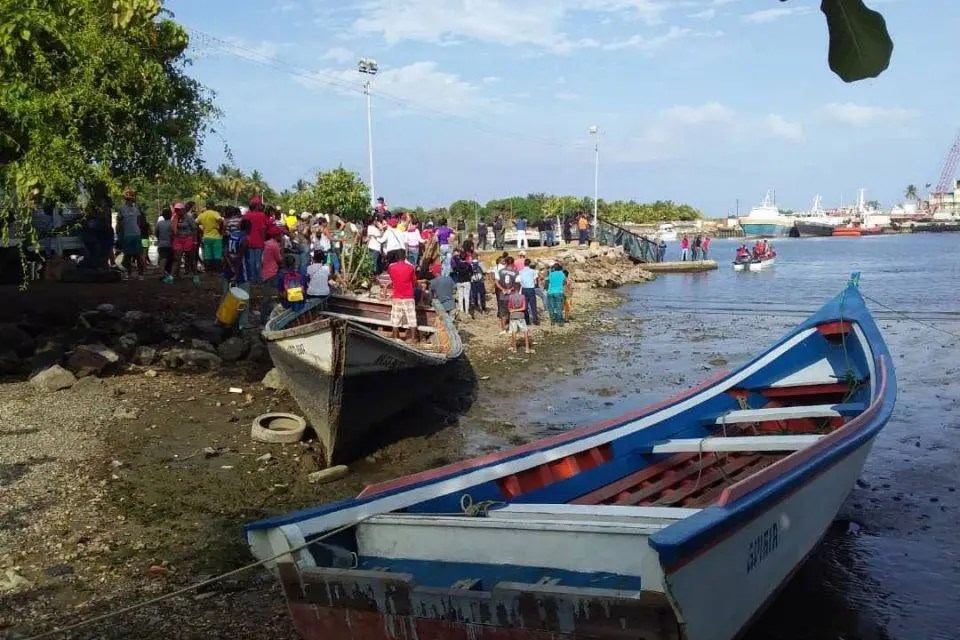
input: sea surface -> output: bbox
[488,234,960,640]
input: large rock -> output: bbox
[66,343,122,378]
[133,346,158,366]
[0,324,35,358]
[123,310,149,324]
[29,365,77,392]
[160,348,222,371]
[190,339,217,354]
[115,333,139,357]
[189,320,225,346]
[261,368,284,390]
[217,337,248,363]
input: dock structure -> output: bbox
[644,260,718,273]
[595,218,662,263]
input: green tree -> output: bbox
[904,184,919,202]
[542,195,583,219]
[313,167,370,221]
[449,200,482,227]
[0,0,215,220]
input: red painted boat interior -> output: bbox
[488,379,857,510]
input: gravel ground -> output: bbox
[0,247,640,639]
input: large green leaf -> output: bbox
[820,0,893,82]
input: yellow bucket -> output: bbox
[216,286,250,326]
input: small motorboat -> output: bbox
[748,254,776,271]
[262,294,463,465]
[732,256,752,271]
[246,275,895,640]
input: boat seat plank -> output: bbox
[709,403,865,425]
[617,455,755,507]
[493,504,700,522]
[643,434,824,455]
[570,454,697,506]
[322,310,437,333]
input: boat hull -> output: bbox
[263,299,462,464]
[662,436,875,640]
[832,227,861,237]
[748,257,775,271]
[739,223,793,238]
[794,220,836,237]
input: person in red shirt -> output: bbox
[243,195,275,283]
[259,226,285,324]
[387,252,419,344]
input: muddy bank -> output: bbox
[0,246,645,639]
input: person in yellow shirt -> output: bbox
[196,200,224,274]
[285,209,298,231]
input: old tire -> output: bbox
[251,412,306,444]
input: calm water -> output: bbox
[477,234,960,640]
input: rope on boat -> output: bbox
[21,518,371,640]
[459,493,505,516]
[862,293,960,340]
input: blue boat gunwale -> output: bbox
[245,283,891,554]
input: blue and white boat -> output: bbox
[738,192,795,237]
[245,275,895,640]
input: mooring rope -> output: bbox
[862,293,960,340]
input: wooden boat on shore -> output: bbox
[246,276,895,640]
[261,294,462,465]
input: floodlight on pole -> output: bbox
[358,58,378,210]
[588,125,600,234]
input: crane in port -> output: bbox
[931,130,960,213]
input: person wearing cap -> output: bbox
[196,199,224,275]
[170,202,200,285]
[285,209,298,231]
[117,187,146,280]
[513,251,526,272]
[242,196,274,284]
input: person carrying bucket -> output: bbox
[219,217,252,329]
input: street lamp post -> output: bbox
[588,125,600,238]
[358,58,378,210]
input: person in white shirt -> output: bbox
[366,219,385,274]
[382,222,405,257]
[306,250,334,309]
[404,221,424,268]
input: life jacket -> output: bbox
[282,270,305,303]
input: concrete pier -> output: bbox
[644,260,717,273]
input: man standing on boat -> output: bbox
[492,214,505,250]
[477,218,488,251]
[388,252,420,344]
[515,215,529,250]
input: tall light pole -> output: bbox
[588,125,600,236]
[358,58,378,210]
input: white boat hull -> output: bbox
[749,257,775,271]
[662,437,874,640]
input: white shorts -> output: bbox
[508,318,528,334]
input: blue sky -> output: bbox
[167,0,955,216]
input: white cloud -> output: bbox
[224,37,285,60]
[742,6,810,24]
[352,0,686,53]
[818,102,916,127]
[321,46,354,63]
[689,8,716,20]
[607,103,802,163]
[276,1,300,13]
[661,102,736,125]
[554,91,582,101]
[763,114,803,141]
[296,61,503,114]
[482,76,502,84]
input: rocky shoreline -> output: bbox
[0,244,652,639]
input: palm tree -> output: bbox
[249,170,268,200]
[295,178,309,193]
[905,184,919,201]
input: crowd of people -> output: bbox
[678,234,711,261]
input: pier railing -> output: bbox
[595,218,662,263]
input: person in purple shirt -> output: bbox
[435,217,456,276]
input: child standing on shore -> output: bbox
[506,282,533,354]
